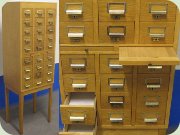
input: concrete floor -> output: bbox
[0,90,59,135]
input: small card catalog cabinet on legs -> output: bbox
[3,2,56,134]
[59,0,180,135]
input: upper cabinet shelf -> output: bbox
[119,47,179,65]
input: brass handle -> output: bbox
[24,10,31,16]
[48,56,53,60]
[48,64,53,67]
[48,45,53,48]
[37,58,43,62]
[48,10,54,15]
[47,72,52,75]
[36,81,42,85]
[147,84,161,89]
[65,3,83,15]
[37,66,42,70]
[110,83,124,89]
[145,102,159,107]
[24,48,31,52]
[148,65,163,70]
[24,39,31,43]
[25,77,31,80]
[37,10,43,15]
[144,118,158,123]
[110,117,123,123]
[47,79,52,82]
[37,38,43,42]
[70,116,85,122]
[25,85,31,88]
[25,69,31,72]
[72,84,87,89]
[48,20,54,25]
[48,29,54,32]
[109,64,123,69]
[70,64,85,69]
[24,30,30,34]
[107,2,126,15]
[108,26,126,37]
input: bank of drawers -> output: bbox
[60,0,177,45]
[22,8,56,90]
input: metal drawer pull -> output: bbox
[68,33,84,38]
[150,33,165,38]
[149,4,167,17]
[24,48,31,52]
[151,10,167,15]
[109,64,123,69]
[25,85,31,88]
[48,45,53,48]
[48,64,53,67]
[107,2,126,16]
[37,66,42,70]
[37,10,43,15]
[72,84,87,89]
[37,58,43,62]
[109,32,125,36]
[110,101,124,105]
[25,69,31,72]
[70,64,85,68]
[48,72,52,75]
[24,10,31,15]
[148,65,162,69]
[66,10,82,15]
[47,79,52,82]
[70,116,85,122]
[24,39,31,43]
[24,21,31,26]
[110,118,123,123]
[144,118,158,123]
[146,102,159,106]
[48,37,53,41]
[48,21,54,25]
[108,26,126,38]
[147,84,161,89]
[65,3,83,17]
[25,30,30,34]
[48,29,54,32]
[25,77,31,80]
[109,10,125,15]
[48,56,53,60]
[110,83,124,89]
[37,38,43,42]
[36,82,42,85]
[48,10,54,15]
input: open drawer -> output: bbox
[59,123,97,135]
[60,93,96,125]
[119,47,179,65]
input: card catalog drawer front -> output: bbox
[44,51,54,62]
[35,18,45,27]
[101,93,131,110]
[59,124,96,135]
[44,68,54,84]
[34,27,45,36]
[60,0,93,21]
[99,22,134,44]
[23,18,33,27]
[100,109,131,126]
[22,8,33,18]
[23,27,33,36]
[101,74,132,93]
[47,26,55,34]
[46,9,56,18]
[35,9,45,18]
[137,74,170,93]
[140,0,177,22]
[138,65,171,74]
[23,36,33,53]
[46,34,55,50]
[34,35,45,52]
[100,55,132,74]
[137,93,168,112]
[23,55,33,67]
[61,54,95,74]
[33,68,44,87]
[99,0,135,21]
[34,53,44,65]
[140,22,175,44]
[136,112,165,125]
[60,22,94,44]
[63,74,95,92]
[46,18,55,26]
[22,66,33,90]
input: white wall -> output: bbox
[0,0,59,76]
[0,0,180,76]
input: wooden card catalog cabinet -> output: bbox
[3,2,56,134]
[59,0,179,135]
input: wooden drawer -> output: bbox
[100,54,132,73]
[23,55,33,67]
[46,18,55,26]
[60,22,94,44]
[100,74,132,93]
[63,74,95,92]
[34,53,44,65]
[136,93,168,112]
[61,54,95,74]
[47,26,55,35]
[46,34,55,50]
[23,27,33,36]
[101,93,131,110]
[60,0,93,21]
[44,67,54,84]
[99,22,134,44]
[138,65,171,74]
[23,36,33,53]
[34,27,45,36]
[33,67,44,87]
[22,8,33,18]
[34,35,45,52]
[35,18,45,27]
[23,18,33,27]
[60,93,96,125]
[136,112,165,125]
[140,22,175,44]
[59,124,96,135]
[137,74,170,94]
[98,0,135,22]
[100,109,131,126]
[44,51,54,62]
[46,8,56,18]
[34,8,45,18]
[22,66,33,90]
[140,0,177,22]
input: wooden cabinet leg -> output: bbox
[33,93,37,113]
[5,86,10,122]
[19,94,24,135]
[48,86,52,122]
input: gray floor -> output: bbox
[0,90,59,135]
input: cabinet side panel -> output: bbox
[3,3,21,92]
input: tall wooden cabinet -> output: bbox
[3,2,57,134]
[59,0,180,135]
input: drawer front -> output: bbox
[137,74,170,94]
[61,54,95,74]
[34,26,45,36]
[23,18,33,27]
[100,74,132,93]
[46,34,55,50]
[63,74,95,92]
[46,9,56,18]
[23,55,33,67]
[100,109,131,126]
[60,22,94,44]
[23,8,33,18]
[99,22,134,44]
[22,65,33,90]
[138,65,171,74]
[34,34,45,52]
[136,112,165,125]
[35,8,45,18]
[35,18,45,27]
[101,93,131,110]
[44,67,54,84]
[140,22,175,44]
[140,0,177,22]
[100,54,132,73]
[60,0,93,21]
[23,35,33,54]
[99,0,135,21]
[61,106,96,125]
[46,18,55,26]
